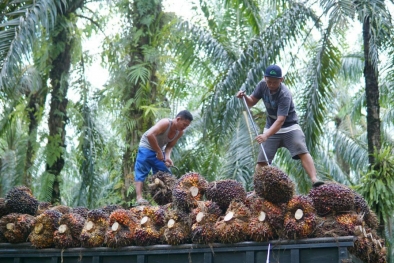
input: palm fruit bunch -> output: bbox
[190,201,222,244]
[0,230,6,243]
[134,206,165,246]
[283,195,316,239]
[163,207,191,245]
[36,202,52,215]
[245,192,285,231]
[353,192,379,230]
[349,231,387,263]
[148,171,176,205]
[205,179,246,211]
[102,204,123,215]
[245,195,276,241]
[172,172,208,212]
[0,198,9,217]
[29,210,62,248]
[0,213,35,243]
[105,209,138,248]
[53,213,86,248]
[253,166,295,204]
[50,205,72,215]
[72,207,89,219]
[80,209,109,247]
[308,182,355,216]
[5,186,39,216]
[215,201,250,243]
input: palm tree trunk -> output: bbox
[363,16,381,165]
[121,0,162,204]
[24,88,47,187]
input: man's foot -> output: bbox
[312,181,325,188]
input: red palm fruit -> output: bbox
[80,209,109,247]
[105,209,138,248]
[284,195,316,239]
[54,213,85,248]
[29,210,62,248]
[0,213,35,243]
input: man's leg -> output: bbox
[135,181,144,201]
[298,153,318,183]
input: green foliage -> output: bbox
[355,146,394,222]
[44,135,64,167]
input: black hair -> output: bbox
[176,110,193,121]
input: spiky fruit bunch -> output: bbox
[335,212,363,236]
[0,198,9,218]
[72,207,89,219]
[36,202,52,215]
[172,172,208,212]
[29,210,62,248]
[283,195,316,239]
[50,205,72,215]
[0,213,35,243]
[353,193,379,230]
[53,213,85,248]
[215,201,250,243]
[254,166,295,204]
[245,194,284,231]
[134,206,164,246]
[190,201,222,244]
[80,209,109,247]
[205,179,246,211]
[190,201,222,225]
[5,186,39,216]
[101,204,123,215]
[349,232,387,263]
[0,231,6,243]
[247,216,275,242]
[163,208,191,245]
[308,183,355,216]
[105,209,138,248]
[148,171,176,205]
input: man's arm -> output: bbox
[146,119,170,161]
[236,92,260,108]
[163,131,184,166]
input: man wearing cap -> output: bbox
[236,64,324,187]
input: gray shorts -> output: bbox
[257,129,309,163]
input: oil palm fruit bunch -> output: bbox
[215,201,250,243]
[148,171,176,205]
[102,204,123,215]
[134,206,164,246]
[0,230,6,243]
[53,213,85,248]
[172,172,208,212]
[50,205,72,215]
[283,195,316,239]
[0,198,9,217]
[190,201,222,244]
[245,195,278,241]
[335,212,364,236]
[205,179,246,211]
[0,213,35,243]
[353,192,379,230]
[163,207,191,245]
[80,209,109,247]
[5,186,39,216]
[72,207,89,219]
[254,166,295,204]
[29,210,62,248]
[36,202,52,215]
[245,193,285,231]
[308,182,355,216]
[349,231,387,263]
[105,209,138,248]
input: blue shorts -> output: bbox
[134,147,171,182]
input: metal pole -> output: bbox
[241,95,270,165]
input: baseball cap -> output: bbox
[264,65,282,78]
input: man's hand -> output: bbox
[156,152,164,161]
[236,90,245,98]
[165,159,173,167]
[255,134,268,144]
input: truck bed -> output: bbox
[0,236,361,263]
